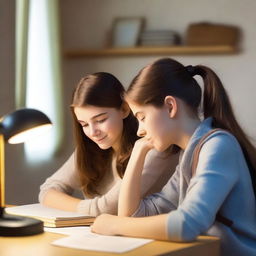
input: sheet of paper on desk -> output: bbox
[5,204,91,219]
[49,226,153,253]
[45,226,92,236]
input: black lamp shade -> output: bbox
[0,108,52,143]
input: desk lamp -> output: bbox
[0,108,52,236]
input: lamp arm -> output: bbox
[0,134,5,209]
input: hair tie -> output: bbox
[185,65,197,77]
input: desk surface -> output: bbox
[0,231,219,256]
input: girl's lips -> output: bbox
[96,136,107,143]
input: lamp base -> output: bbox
[0,207,44,236]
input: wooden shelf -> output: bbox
[65,45,238,58]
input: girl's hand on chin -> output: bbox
[91,214,118,236]
[134,137,154,154]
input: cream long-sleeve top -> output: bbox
[133,118,256,256]
[39,149,177,217]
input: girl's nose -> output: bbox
[137,123,146,137]
[90,125,100,137]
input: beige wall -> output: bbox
[0,0,15,116]
[1,0,255,204]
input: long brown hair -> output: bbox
[127,58,256,195]
[71,72,138,197]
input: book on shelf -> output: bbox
[4,203,95,228]
[139,30,181,46]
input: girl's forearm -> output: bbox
[42,189,82,212]
[92,213,169,241]
[118,146,149,216]
[116,214,168,240]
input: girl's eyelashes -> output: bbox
[96,118,107,123]
[80,118,107,127]
[81,123,88,127]
[136,113,145,122]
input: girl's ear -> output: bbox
[120,102,130,119]
[164,96,177,118]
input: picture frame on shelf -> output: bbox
[111,17,144,48]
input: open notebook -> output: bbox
[5,203,95,228]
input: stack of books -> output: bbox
[139,30,180,46]
[5,204,95,228]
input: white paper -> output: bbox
[50,228,153,253]
[5,204,90,220]
[45,226,91,236]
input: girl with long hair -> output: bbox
[91,59,256,255]
[39,72,175,216]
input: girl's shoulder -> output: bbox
[193,129,243,181]
[195,128,243,169]
[199,129,240,151]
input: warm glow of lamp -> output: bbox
[0,108,52,236]
[8,124,52,144]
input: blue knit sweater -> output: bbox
[134,118,256,256]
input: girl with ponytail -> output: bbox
[92,59,256,256]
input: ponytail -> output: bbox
[196,65,256,196]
